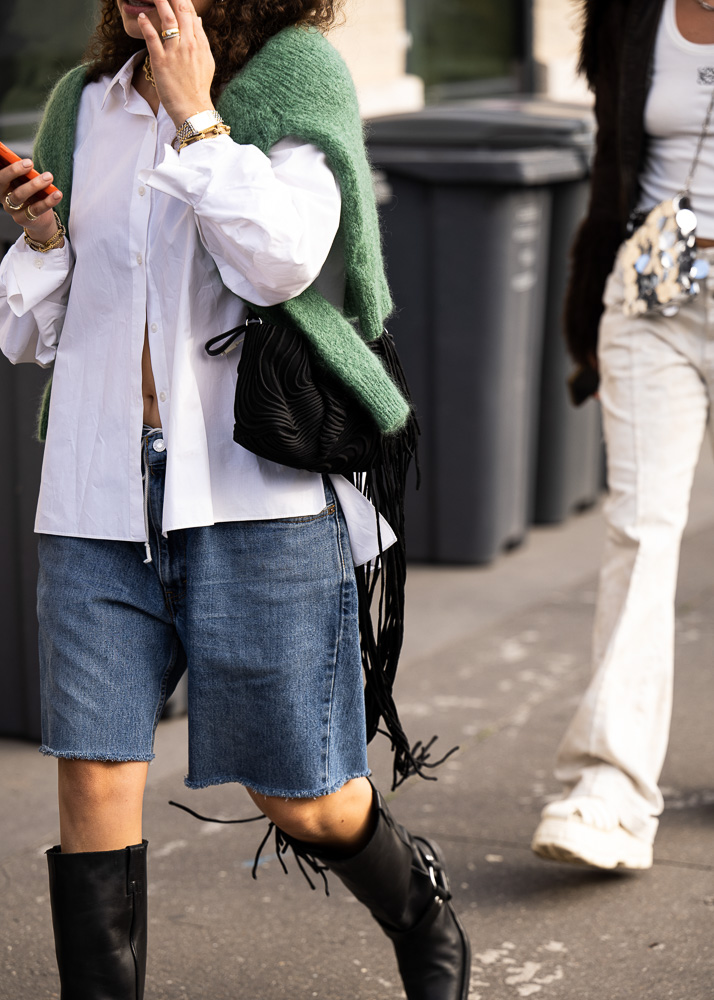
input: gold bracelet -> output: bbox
[24,211,66,253]
[178,123,231,151]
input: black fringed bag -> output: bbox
[205,315,455,789]
[206,315,383,475]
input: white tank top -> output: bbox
[637,0,714,237]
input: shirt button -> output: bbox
[136,253,143,265]
[159,391,167,402]
[138,186,146,197]
[150,323,157,333]
[151,122,156,133]
[152,438,166,453]
[33,257,44,269]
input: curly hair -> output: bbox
[84,1,345,95]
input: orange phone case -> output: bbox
[0,140,59,202]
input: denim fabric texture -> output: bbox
[37,428,370,798]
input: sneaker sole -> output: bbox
[531,816,653,871]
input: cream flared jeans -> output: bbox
[554,245,714,843]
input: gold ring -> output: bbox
[25,203,40,222]
[161,27,181,40]
[5,192,25,211]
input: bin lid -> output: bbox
[369,145,588,186]
[367,98,595,152]
[367,98,594,185]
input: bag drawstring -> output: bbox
[204,318,254,357]
[142,439,153,565]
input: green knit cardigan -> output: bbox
[32,26,409,441]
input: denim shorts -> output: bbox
[37,427,370,798]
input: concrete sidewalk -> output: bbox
[2,449,714,999]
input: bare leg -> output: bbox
[58,759,149,853]
[246,775,374,853]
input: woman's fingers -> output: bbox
[172,0,199,35]
[138,0,196,66]
[9,172,60,209]
[137,10,164,60]
[25,191,63,221]
[0,160,62,235]
[0,158,35,200]
[153,0,179,34]
[155,0,195,38]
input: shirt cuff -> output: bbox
[139,134,271,208]
[1,233,74,316]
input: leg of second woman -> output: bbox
[48,759,150,1000]
[532,261,711,869]
[247,777,471,1000]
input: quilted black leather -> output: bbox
[232,319,385,474]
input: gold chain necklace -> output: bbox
[143,55,156,88]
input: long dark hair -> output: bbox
[84,0,345,95]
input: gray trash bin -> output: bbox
[368,102,593,563]
[534,174,604,523]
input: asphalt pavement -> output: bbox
[2,445,714,1000]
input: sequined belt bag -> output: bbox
[622,87,714,318]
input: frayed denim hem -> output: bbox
[39,745,155,763]
[183,768,371,798]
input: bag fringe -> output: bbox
[357,332,458,790]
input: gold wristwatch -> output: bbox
[172,110,225,151]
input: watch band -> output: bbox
[173,110,224,150]
[178,124,231,150]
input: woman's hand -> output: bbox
[1,159,63,243]
[137,0,216,128]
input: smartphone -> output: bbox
[0,140,59,202]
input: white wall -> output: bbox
[329,0,591,114]
[533,0,592,103]
[328,0,424,117]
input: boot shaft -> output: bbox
[47,841,147,1000]
[277,788,471,1000]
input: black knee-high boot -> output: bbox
[283,791,471,1000]
[46,841,148,1000]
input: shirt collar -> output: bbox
[100,50,146,110]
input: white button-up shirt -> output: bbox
[0,53,394,564]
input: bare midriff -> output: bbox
[132,64,163,429]
[142,325,161,428]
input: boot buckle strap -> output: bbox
[422,850,452,904]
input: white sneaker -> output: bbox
[531,796,653,870]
